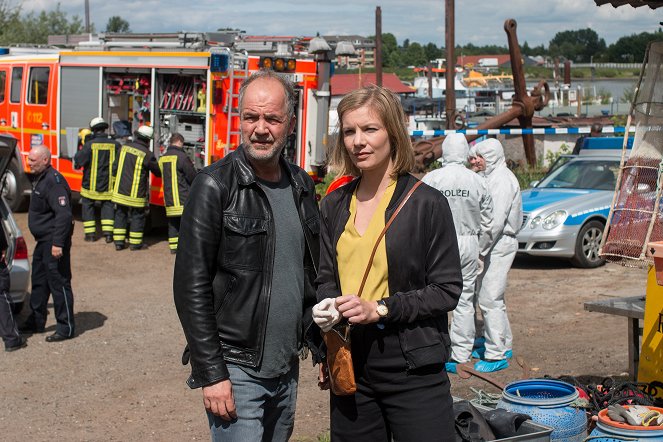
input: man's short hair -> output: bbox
[238,69,296,121]
[170,133,185,145]
[590,123,603,135]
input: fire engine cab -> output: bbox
[0,33,332,211]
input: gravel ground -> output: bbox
[0,212,648,441]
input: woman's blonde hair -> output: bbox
[329,85,414,178]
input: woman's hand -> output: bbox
[335,295,379,325]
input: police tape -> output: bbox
[409,126,637,137]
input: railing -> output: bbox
[409,126,636,137]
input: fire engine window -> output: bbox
[10,67,22,104]
[27,67,49,105]
[0,71,5,103]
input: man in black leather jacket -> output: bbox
[173,70,320,442]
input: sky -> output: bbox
[19,0,663,48]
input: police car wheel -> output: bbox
[570,220,606,268]
[2,159,29,212]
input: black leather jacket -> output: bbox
[316,174,462,369]
[174,146,320,389]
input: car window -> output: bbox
[538,159,619,190]
[27,67,49,105]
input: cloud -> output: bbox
[18,0,663,47]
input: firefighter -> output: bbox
[74,117,121,243]
[158,133,196,254]
[111,125,161,251]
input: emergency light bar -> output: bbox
[260,56,296,72]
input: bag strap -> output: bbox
[356,180,423,298]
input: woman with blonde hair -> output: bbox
[313,85,462,441]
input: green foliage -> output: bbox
[545,143,571,168]
[513,164,548,190]
[315,172,338,201]
[621,85,636,104]
[604,30,663,64]
[548,28,606,62]
[0,2,85,45]
[105,16,130,33]
[597,88,612,104]
[611,114,628,126]
[596,68,617,78]
[402,42,427,67]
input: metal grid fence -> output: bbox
[600,42,663,267]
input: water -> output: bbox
[524,78,638,117]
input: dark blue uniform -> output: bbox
[25,165,75,338]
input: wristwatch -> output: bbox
[376,299,389,320]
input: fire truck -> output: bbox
[0,33,332,211]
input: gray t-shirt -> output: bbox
[241,172,305,378]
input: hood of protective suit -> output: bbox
[468,144,477,159]
[441,133,469,165]
[475,138,505,175]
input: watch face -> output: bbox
[377,303,388,317]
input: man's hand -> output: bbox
[202,379,237,421]
[335,294,379,325]
[51,246,63,259]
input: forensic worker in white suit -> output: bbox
[472,138,522,373]
[422,133,494,373]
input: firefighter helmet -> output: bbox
[136,125,154,140]
[89,117,108,131]
[78,128,92,142]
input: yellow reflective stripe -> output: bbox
[168,237,178,244]
[131,155,144,199]
[80,188,113,200]
[90,143,116,193]
[111,193,146,207]
[0,126,57,136]
[100,220,114,226]
[113,148,127,195]
[90,147,99,191]
[129,232,144,238]
[83,221,96,227]
[165,206,183,217]
[159,156,183,213]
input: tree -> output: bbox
[604,30,663,63]
[0,3,85,45]
[379,32,399,67]
[549,28,606,62]
[424,42,442,64]
[402,42,427,67]
[105,16,130,33]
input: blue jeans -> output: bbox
[207,363,299,442]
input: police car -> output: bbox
[0,134,30,312]
[517,137,630,268]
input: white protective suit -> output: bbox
[422,133,494,363]
[474,138,522,361]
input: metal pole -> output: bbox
[85,0,90,34]
[445,0,456,129]
[375,6,382,87]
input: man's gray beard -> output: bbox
[243,138,287,164]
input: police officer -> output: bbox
[158,133,196,254]
[74,117,121,243]
[111,125,161,251]
[20,145,75,342]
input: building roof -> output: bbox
[595,0,663,8]
[330,73,414,96]
[456,54,511,68]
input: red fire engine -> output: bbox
[0,33,332,211]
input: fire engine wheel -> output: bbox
[2,159,29,212]
[570,220,606,268]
